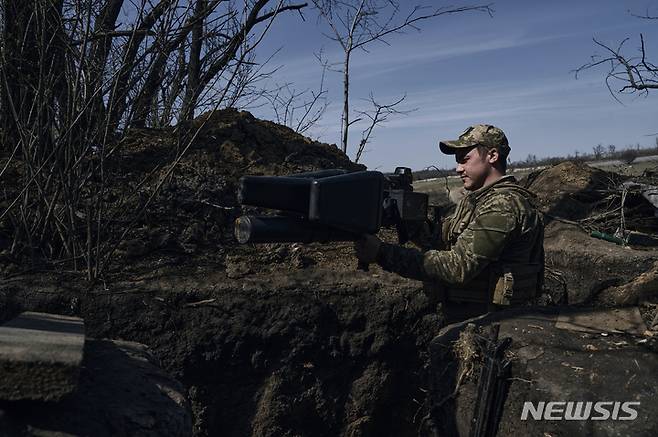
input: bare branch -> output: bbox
[575,21,658,100]
[264,51,329,135]
[311,0,492,157]
[350,4,493,53]
[354,93,414,163]
[629,7,658,20]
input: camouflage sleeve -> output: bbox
[376,194,518,284]
[423,195,518,284]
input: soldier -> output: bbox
[355,124,544,323]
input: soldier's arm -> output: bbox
[377,196,517,283]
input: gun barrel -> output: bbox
[235,215,357,244]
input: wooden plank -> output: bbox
[555,307,646,335]
[0,312,85,401]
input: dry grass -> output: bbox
[452,323,482,380]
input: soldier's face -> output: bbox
[455,147,491,191]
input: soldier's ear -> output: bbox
[487,148,500,165]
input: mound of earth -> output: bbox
[0,108,363,277]
[518,162,658,309]
[110,109,362,266]
[524,161,623,221]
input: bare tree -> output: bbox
[576,10,657,99]
[129,0,308,127]
[608,144,616,156]
[592,144,605,160]
[310,0,492,158]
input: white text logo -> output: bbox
[521,401,640,421]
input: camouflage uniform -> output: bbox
[376,168,544,315]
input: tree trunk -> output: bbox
[181,0,206,122]
[131,0,223,127]
[1,0,38,149]
[107,0,175,130]
[1,0,67,156]
[341,51,350,154]
[87,0,124,139]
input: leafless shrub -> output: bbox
[264,51,330,135]
[0,0,307,280]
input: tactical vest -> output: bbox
[429,178,544,306]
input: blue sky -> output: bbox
[251,0,658,172]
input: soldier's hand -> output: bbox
[354,234,381,264]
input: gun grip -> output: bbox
[358,260,369,272]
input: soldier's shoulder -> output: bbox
[480,183,536,215]
[491,181,535,201]
[480,183,522,203]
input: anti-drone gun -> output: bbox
[233,167,429,247]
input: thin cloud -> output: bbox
[348,77,607,130]
[350,33,567,80]
[275,31,565,84]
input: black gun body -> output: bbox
[384,189,428,223]
[235,167,428,245]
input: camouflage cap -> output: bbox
[439,124,510,156]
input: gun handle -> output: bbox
[358,260,369,272]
